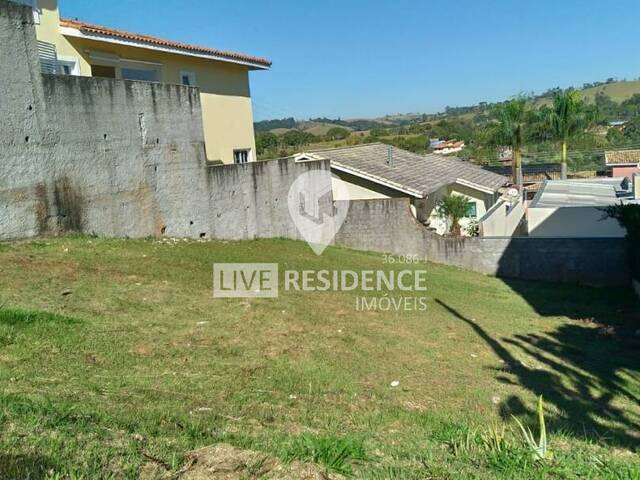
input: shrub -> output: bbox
[603,203,640,281]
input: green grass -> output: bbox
[0,236,638,479]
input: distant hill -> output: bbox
[573,80,640,103]
[254,116,414,135]
[255,78,640,136]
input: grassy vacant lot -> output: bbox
[0,237,638,479]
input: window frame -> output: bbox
[87,52,162,82]
[120,60,161,83]
[464,202,478,219]
[57,56,80,76]
[233,149,252,164]
[180,71,197,87]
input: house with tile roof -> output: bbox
[294,143,509,236]
[604,150,640,178]
[19,0,270,165]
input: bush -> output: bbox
[603,203,640,280]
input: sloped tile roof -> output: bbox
[60,18,272,69]
[307,143,508,197]
[604,149,640,166]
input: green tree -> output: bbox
[606,127,625,146]
[255,132,278,155]
[281,130,316,147]
[623,116,640,142]
[489,97,530,188]
[546,90,597,178]
[436,194,472,237]
[325,127,351,141]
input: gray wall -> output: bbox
[336,198,631,287]
[0,0,330,242]
[0,1,631,289]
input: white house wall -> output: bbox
[528,206,626,238]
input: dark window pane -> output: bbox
[91,65,116,79]
[122,68,158,82]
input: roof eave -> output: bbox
[60,26,271,70]
[454,178,503,195]
[330,163,425,198]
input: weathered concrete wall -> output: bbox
[336,198,631,287]
[0,0,330,242]
[0,2,632,290]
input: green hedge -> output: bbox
[604,204,640,281]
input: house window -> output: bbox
[234,149,251,164]
[121,67,159,82]
[57,57,80,76]
[91,65,116,79]
[465,202,478,218]
[180,71,196,86]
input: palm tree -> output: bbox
[546,90,597,179]
[490,97,530,189]
[436,194,472,237]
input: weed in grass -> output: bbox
[513,396,553,462]
[282,434,366,476]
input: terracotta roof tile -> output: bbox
[60,18,271,68]
[605,149,640,165]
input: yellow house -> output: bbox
[23,0,270,164]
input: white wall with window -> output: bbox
[233,149,252,164]
[424,183,492,236]
[87,51,162,82]
[57,56,80,75]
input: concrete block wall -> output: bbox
[0,0,331,242]
[336,198,631,287]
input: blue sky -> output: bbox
[61,0,640,121]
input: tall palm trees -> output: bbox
[490,97,530,189]
[547,90,597,179]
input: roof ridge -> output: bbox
[60,18,272,67]
[308,142,384,154]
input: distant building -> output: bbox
[497,146,513,163]
[608,120,627,127]
[605,150,640,178]
[433,140,465,155]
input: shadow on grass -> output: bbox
[0,454,55,480]
[436,295,640,449]
[0,309,81,327]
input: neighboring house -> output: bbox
[527,177,639,238]
[497,146,513,163]
[20,0,270,165]
[433,140,465,155]
[294,143,508,236]
[484,163,564,197]
[605,150,640,178]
